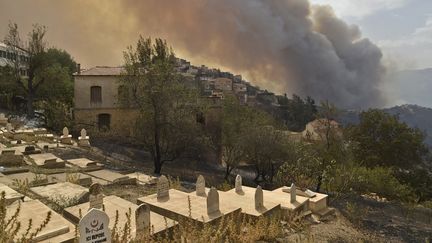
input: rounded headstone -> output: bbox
[63,127,69,136]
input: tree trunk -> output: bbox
[26,92,34,118]
[154,159,162,175]
[224,165,231,180]
[316,174,323,192]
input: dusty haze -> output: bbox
[0,0,386,108]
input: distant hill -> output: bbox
[338,104,432,146]
[385,68,432,108]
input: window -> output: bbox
[117,85,129,106]
[90,86,102,103]
[98,113,111,131]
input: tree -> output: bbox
[119,37,205,174]
[278,94,317,131]
[4,23,47,117]
[348,109,428,169]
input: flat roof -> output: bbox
[75,66,124,76]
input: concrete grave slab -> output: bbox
[65,195,177,236]
[30,182,89,204]
[28,153,65,169]
[6,199,76,242]
[271,186,310,212]
[48,172,93,187]
[0,173,14,185]
[0,183,24,204]
[138,189,241,224]
[67,158,97,168]
[85,169,135,185]
[221,186,281,217]
[125,172,157,185]
[0,148,25,166]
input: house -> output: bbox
[302,119,341,141]
[204,78,233,92]
[73,66,138,135]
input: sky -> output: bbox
[310,0,432,70]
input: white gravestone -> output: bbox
[157,175,169,199]
[235,174,243,194]
[79,208,111,243]
[207,187,220,214]
[290,183,296,203]
[255,186,264,210]
[196,175,206,197]
[135,203,151,235]
[89,183,104,210]
[78,129,90,147]
[60,127,72,144]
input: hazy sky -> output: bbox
[311,0,432,70]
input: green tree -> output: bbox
[348,109,428,169]
[4,23,48,117]
[119,37,205,174]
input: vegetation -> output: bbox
[119,37,207,174]
[277,94,318,131]
[2,23,76,131]
[0,191,52,242]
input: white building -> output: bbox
[0,42,29,76]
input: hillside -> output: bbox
[339,104,432,146]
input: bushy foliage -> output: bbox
[325,164,416,201]
[347,109,428,169]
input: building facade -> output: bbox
[0,42,29,76]
[73,66,138,136]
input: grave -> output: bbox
[125,172,157,185]
[85,169,135,185]
[88,183,104,210]
[0,113,7,126]
[3,123,14,138]
[30,182,89,204]
[0,183,24,204]
[37,141,65,150]
[78,208,111,243]
[78,128,90,147]
[280,186,329,214]
[6,200,76,242]
[271,186,310,212]
[48,172,93,187]
[195,175,206,197]
[4,172,50,186]
[29,153,65,169]
[65,195,178,237]
[67,158,98,168]
[219,176,281,217]
[60,127,72,145]
[138,176,241,224]
[13,128,35,142]
[0,148,25,166]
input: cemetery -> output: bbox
[0,113,333,242]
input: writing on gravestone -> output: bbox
[79,208,111,243]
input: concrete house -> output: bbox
[73,66,138,135]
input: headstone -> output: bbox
[255,186,263,209]
[207,187,219,214]
[63,127,69,137]
[60,127,72,144]
[196,175,206,197]
[235,174,243,193]
[290,183,296,203]
[6,123,13,132]
[157,175,169,199]
[78,128,90,147]
[81,129,87,138]
[89,183,104,210]
[79,208,111,243]
[305,189,317,198]
[135,203,151,235]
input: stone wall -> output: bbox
[74,108,139,137]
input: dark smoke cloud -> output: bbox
[0,0,386,108]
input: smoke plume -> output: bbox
[0,0,386,108]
